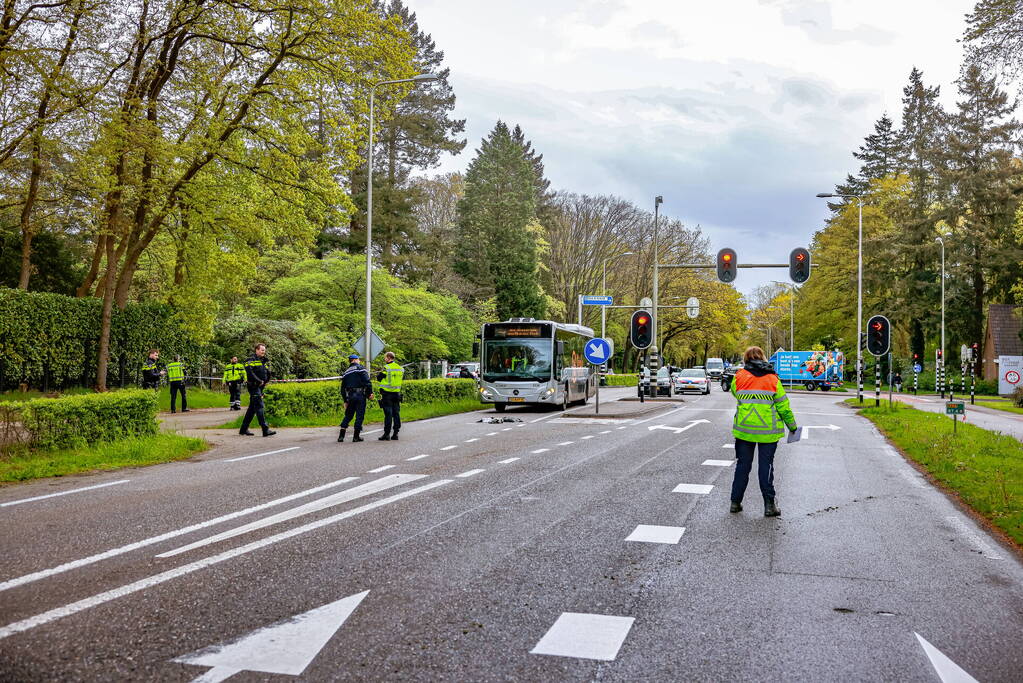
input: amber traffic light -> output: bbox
[789,247,811,283]
[717,248,737,283]
[866,315,890,356]
[631,309,652,349]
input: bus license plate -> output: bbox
[509,397,525,403]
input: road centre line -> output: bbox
[531,449,550,454]
[599,430,612,434]
[673,483,713,494]
[502,427,513,431]
[406,454,430,461]
[498,458,519,464]
[157,475,424,559]
[367,465,395,473]
[456,469,484,478]
[0,477,360,593]
[616,426,627,430]
[0,480,130,508]
[625,524,686,544]
[440,445,457,451]
[557,441,574,446]
[464,438,479,443]
[0,480,451,641]
[581,435,594,440]
[531,612,634,661]
[486,432,498,436]
[225,447,300,463]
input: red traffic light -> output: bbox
[637,316,649,325]
[795,252,805,262]
[722,253,732,262]
[871,321,882,332]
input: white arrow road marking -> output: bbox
[531,612,634,661]
[647,419,710,434]
[176,591,370,682]
[157,475,424,558]
[224,446,300,463]
[0,477,359,593]
[915,633,979,683]
[803,424,841,432]
[0,480,450,641]
[0,479,129,508]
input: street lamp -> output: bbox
[817,191,863,403]
[652,195,663,353]
[365,73,439,362]
[771,281,796,350]
[601,251,634,342]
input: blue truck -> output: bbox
[769,350,845,391]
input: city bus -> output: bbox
[474,318,597,411]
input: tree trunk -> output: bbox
[95,236,118,391]
[16,134,43,289]
[77,234,106,297]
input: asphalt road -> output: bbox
[1,386,1021,681]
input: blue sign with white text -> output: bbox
[584,338,613,365]
[581,295,613,306]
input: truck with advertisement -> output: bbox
[769,350,845,391]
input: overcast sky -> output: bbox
[405,0,974,296]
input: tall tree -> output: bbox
[455,121,546,320]
[833,113,902,203]
[964,0,1023,81]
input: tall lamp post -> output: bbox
[365,73,439,362]
[601,252,634,342]
[817,192,863,403]
[771,281,796,350]
[936,235,947,395]
[651,195,663,352]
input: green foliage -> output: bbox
[262,378,477,418]
[0,227,83,294]
[0,288,201,389]
[210,314,343,380]
[856,401,1023,547]
[0,433,206,482]
[604,374,639,386]
[15,390,158,450]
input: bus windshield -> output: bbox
[482,339,552,382]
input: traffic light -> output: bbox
[789,247,811,283]
[630,309,652,350]
[865,315,890,356]
[716,248,737,283]
[971,342,979,361]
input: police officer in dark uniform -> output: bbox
[142,349,163,389]
[338,353,373,443]
[240,343,276,437]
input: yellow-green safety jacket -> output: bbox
[379,361,404,393]
[166,361,185,382]
[222,362,245,383]
[729,367,797,443]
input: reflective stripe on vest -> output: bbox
[223,363,244,382]
[167,362,184,381]
[380,362,404,392]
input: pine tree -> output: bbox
[833,113,902,207]
[511,124,554,218]
[938,64,1023,347]
[455,121,546,320]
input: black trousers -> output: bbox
[241,390,269,433]
[380,392,401,434]
[227,380,242,406]
[731,438,778,501]
[340,394,367,431]
[170,381,187,412]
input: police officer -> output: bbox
[338,354,373,443]
[142,349,163,389]
[377,351,404,441]
[240,343,276,437]
[167,355,189,413]
[222,355,245,410]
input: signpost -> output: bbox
[584,337,613,414]
[945,400,965,435]
[353,330,385,362]
[582,295,613,306]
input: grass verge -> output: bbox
[212,397,486,429]
[974,400,1023,416]
[846,399,1022,549]
[0,385,245,412]
[0,433,207,483]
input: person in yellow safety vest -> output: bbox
[724,346,798,518]
[376,351,404,441]
[166,355,189,413]
[222,356,246,411]
[510,354,528,371]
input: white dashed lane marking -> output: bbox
[673,483,713,495]
[531,612,635,661]
[0,479,130,508]
[599,430,612,434]
[616,426,627,430]
[702,459,734,467]
[531,449,550,454]
[581,435,595,440]
[440,445,457,451]
[406,454,429,461]
[225,447,301,463]
[465,438,479,443]
[625,525,686,544]
[486,432,498,436]
[502,428,513,432]
[498,458,520,464]
[367,465,395,473]
[557,441,574,446]
[721,444,735,448]
[456,469,485,478]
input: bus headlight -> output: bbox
[479,387,494,400]
[540,387,555,401]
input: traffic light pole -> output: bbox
[875,359,880,407]
[970,362,975,405]
[913,367,918,395]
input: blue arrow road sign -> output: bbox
[584,338,613,365]
[581,295,613,306]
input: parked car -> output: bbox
[655,367,673,397]
[675,368,710,395]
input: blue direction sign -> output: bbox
[581,295,613,306]
[914,363,922,374]
[584,338,613,365]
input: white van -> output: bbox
[705,358,725,379]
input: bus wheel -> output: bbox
[803,381,816,391]
[494,403,506,413]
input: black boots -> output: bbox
[378,432,390,441]
[390,431,399,441]
[240,430,255,436]
[352,430,363,442]
[338,428,346,442]
[730,501,742,513]
[262,430,276,437]
[764,496,781,517]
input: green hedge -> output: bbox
[263,378,477,418]
[14,390,158,450]
[604,374,639,386]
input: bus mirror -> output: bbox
[472,341,479,357]
[557,341,565,355]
